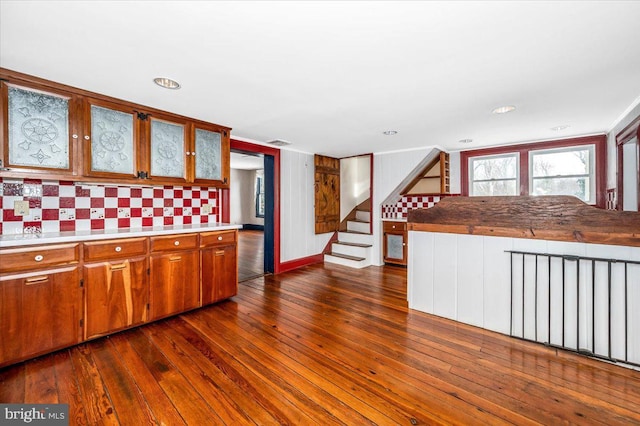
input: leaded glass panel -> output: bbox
[150,119,185,178]
[8,86,70,169]
[90,105,134,174]
[195,128,221,181]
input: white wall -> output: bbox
[449,151,461,194]
[372,147,437,265]
[340,155,370,222]
[230,168,264,226]
[280,150,333,262]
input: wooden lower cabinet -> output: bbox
[83,257,149,340]
[0,266,82,367]
[383,221,408,266]
[150,250,200,320]
[201,231,238,305]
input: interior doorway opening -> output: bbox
[228,140,281,280]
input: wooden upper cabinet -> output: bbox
[0,81,81,176]
[83,98,141,179]
[191,122,230,188]
[0,68,231,188]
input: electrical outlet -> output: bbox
[202,204,212,214]
[14,200,29,216]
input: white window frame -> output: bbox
[528,144,596,205]
[468,152,520,197]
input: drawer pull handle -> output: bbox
[169,256,182,262]
[217,236,223,241]
[392,225,396,229]
[115,246,122,252]
[174,241,180,246]
[26,276,49,285]
[34,255,44,262]
[110,263,127,271]
[215,250,225,256]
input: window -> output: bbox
[255,175,265,218]
[530,145,595,204]
[469,153,519,196]
[461,135,607,207]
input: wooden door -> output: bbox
[84,257,148,339]
[314,154,340,234]
[0,266,81,367]
[201,244,237,305]
[149,250,199,320]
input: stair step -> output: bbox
[336,241,372,248]
[326,252,365,262]
[342,229,371,235]
[350,218,370,223]
[355,210,371,222]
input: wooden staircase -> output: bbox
[324,210,373,269]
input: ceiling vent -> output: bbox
[266,139,292,147]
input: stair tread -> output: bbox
[326,252,366,261]
[341,230,372,235]
[348,219,370,223]
[335,241,372,248]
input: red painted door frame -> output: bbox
[226,140,282,273]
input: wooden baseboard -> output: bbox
[278,253,324,273]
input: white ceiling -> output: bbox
[230,151,264,170]
[2,1,640,158]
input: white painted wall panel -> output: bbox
[456,234,484,327]
[483,237,513,334]
[230,168,264,226]
[280,150,332,262]
[432,233,457,319]
[408,231,434,313]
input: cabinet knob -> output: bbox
[72,134,78,139]
[84,135,90,140]
[174,241,180,246]
[392,225,396,229]
[186,152,191,156]
[115,246,122,252]
[34,255,44,262]
[191,152,196,156]
[217,236,223,241]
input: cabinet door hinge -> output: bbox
[137,171,149,179]
[135,111,150,121]
[147,303,150,310]
[223,177,228,184]
[147,268,150,275]
[80,279,84,288]
[79,319,84,328]
[223,130,227,137]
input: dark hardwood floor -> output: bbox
[1,263,640,425]
[238,229,264,282]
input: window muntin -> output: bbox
[469,153,519,196]
[529,145,595,204]
[255,175,265,218]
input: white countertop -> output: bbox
[0,223,242,248]
[383,218,407,222]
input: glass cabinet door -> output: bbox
[149,117,187,181]
[6,84,72,170]
[385,233,405,260]
[88,103,135,176]
[194,128,222,181]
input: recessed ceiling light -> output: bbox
[153,77,181,90]
[458,138,473,144]
[383,130,398,135]
[492,105,516,114]
[551,125,570,131]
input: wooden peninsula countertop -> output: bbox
[407,195,640,248]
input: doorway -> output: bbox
[228,140,281,280]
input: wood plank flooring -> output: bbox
[238,229,264,282]
[2,263,640,425]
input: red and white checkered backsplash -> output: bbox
[0,178,221,235]
[381,194,459,219]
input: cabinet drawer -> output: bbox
[0,243,80,273]
[84,237,147,261]
[200,230,237,247]
[150,234,198,252]
[383,221,407,232]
